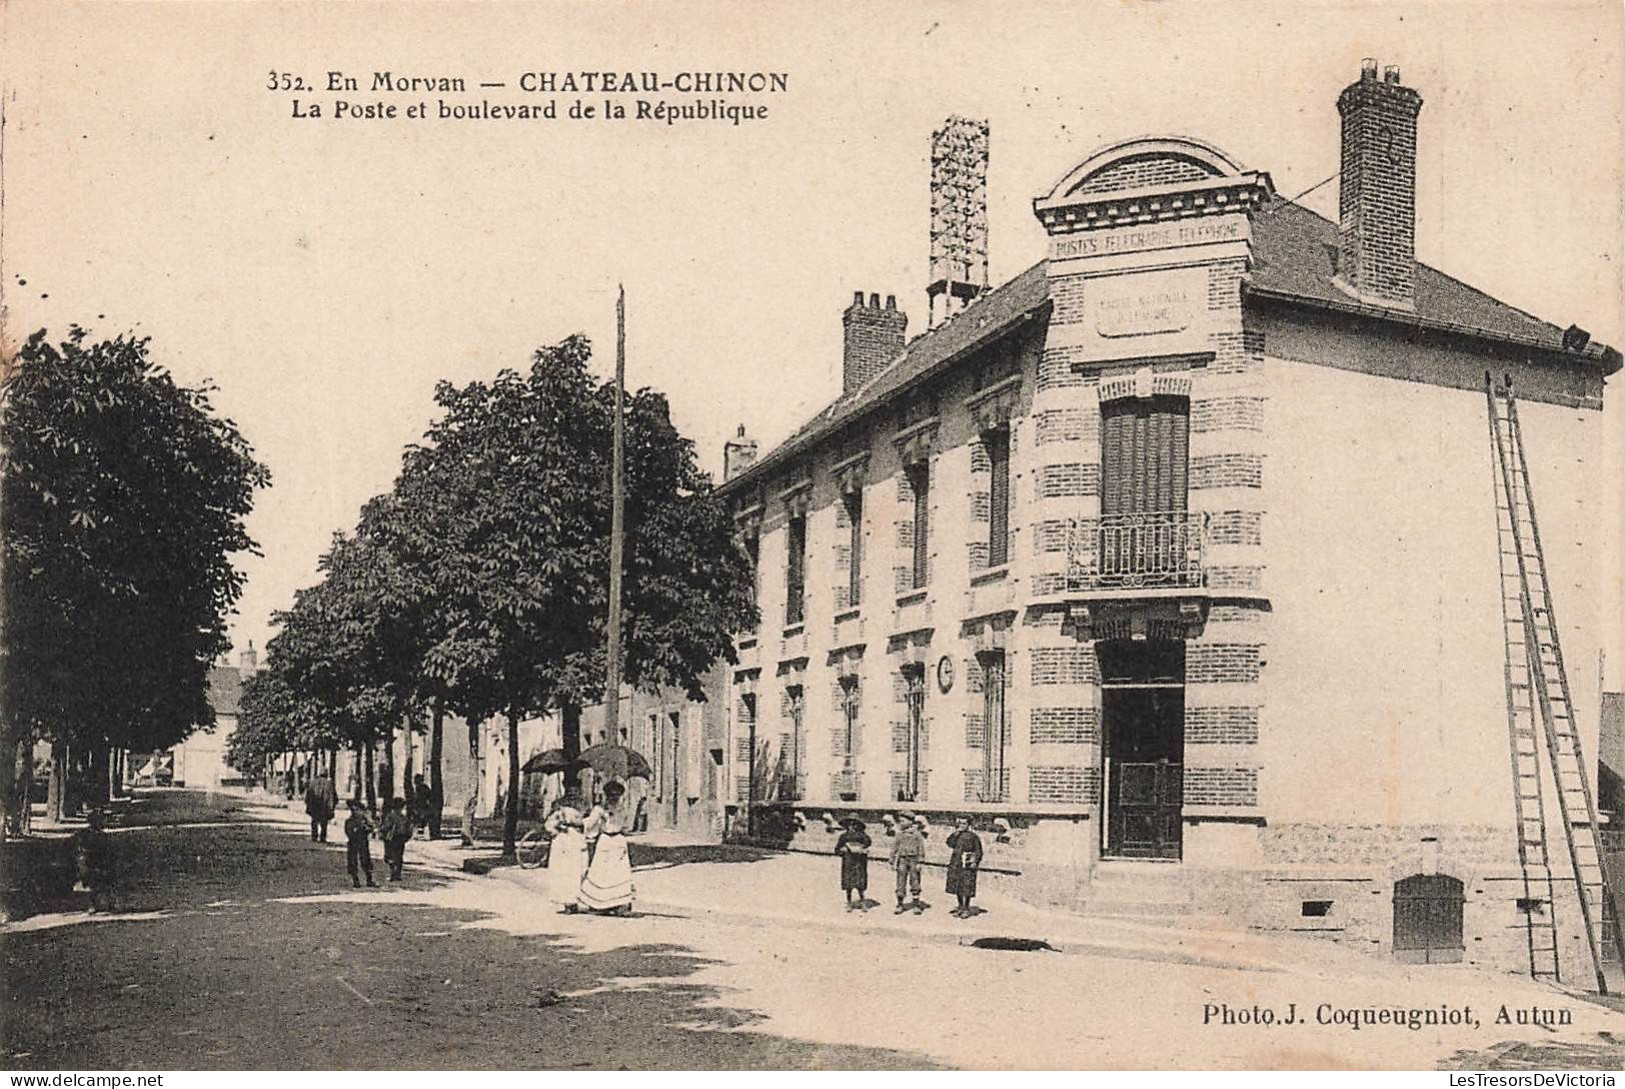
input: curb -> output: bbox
[429,839,1285,973]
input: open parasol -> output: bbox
[521,748,572,775]
[574,743,653,782]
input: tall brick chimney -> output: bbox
[842,292,907,395]
[239,642,258,674]
[1337,58,1423,309]
[723,424,758,481]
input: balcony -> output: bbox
[1067,510,1207,593]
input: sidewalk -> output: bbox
[412,830,1377,975]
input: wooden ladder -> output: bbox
[1487,373,1624,993]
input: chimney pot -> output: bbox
[852,290,865,306]
[1361,57,1378,81]
[885,294,896,309]
[1384,65,1401,84]
[868,292,880,308]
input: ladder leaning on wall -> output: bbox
[1487,372,1625,994]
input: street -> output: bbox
[4,790,1624,1070]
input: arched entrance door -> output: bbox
[1393,874,1465,964]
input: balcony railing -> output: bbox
[1067,510,1207,592]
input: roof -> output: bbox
[725,261,1050,494]
[1248,199,1620,367]
[725,198,1616,496]
[207,666,242,718]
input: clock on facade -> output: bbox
[936,655,955,693]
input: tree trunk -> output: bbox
[364,741,377,812]
[46,739,67,823]
[7,734,30,835]
[351,743,363,803]
[379,723,395,802]
[86,744,111,808]
[428,699,444,839]
[109,748,124,798]
[503,700,522,857]
[402,712,415,800]
[562,702,582,794]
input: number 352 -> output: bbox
[267,71,309,92]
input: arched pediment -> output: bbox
[1041,136,1248,203]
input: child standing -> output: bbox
[344,801,378,888]
[834,818,871,911]
[945,815,984,917]
[379,797,413,881]
[890,814,928,914]
[74,809,117,914]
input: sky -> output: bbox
[2,0,1621,660]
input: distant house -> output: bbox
[173,647,255,789]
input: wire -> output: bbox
[1261,171,1340,214]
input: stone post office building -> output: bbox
[715,61,1622,976]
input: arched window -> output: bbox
[1393,874,1465,963]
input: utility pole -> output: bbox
[603,286,627,782]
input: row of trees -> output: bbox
[1,329,270,831]
[228,335,757,855]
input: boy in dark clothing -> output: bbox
[74,809,117,913]
[344,801,378,888]
[379,797,413,881]
[834,818,871,911]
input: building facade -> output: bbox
[718,62,1623,979]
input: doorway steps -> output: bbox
[1080,860,1225,926]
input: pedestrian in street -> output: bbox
[460,788,478,847]
[834,817,871,911]
[379,796,413,881]
[410,774,434,835]
[542,792,588,913]
[344,800,378,888]
[945,815,984,918]
[304,771,338,843]
[74,809,117,914]
[891,813,927,915]
[577,781,634,915]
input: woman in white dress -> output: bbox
[542,793,588,913]
[577,780,634,915]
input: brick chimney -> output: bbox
[723,424,759,481]
[239,642,258,674]
[1337,59,1423,309]
[842,292,907,395]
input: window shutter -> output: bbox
[911,465,931,588]
[987,431,1010,567]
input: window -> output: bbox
[741,692,759,806]
[1100,395,1190,516]
[909,464,931,590]
[781,686,805,801]
[786,514,806,626]
[746,531,760,628]
[986,429,1010,568]
[845,491,863,608]
[980,651,1008,801]
[901,666,925,801]
[839,676,860,766]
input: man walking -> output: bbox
[304,770,338,843]
[344,801,377,888]
[891,814,927,914]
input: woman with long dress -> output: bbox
[577,781,634,915]
[542,794,588,913]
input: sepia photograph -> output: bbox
[2,0,1623,1076]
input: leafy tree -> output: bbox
[387,336,756,855]
[1,329,267,827]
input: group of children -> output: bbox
[834,813,985,918]
[341,796,417,887]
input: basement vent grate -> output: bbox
[1301,900,1333,917]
